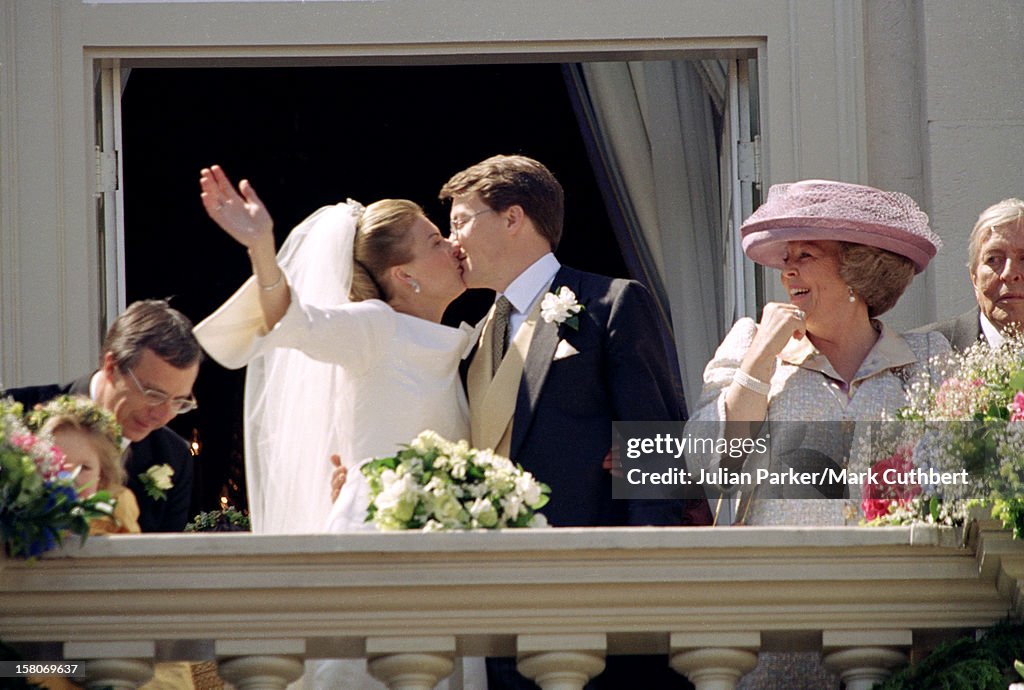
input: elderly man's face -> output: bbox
[971,225,1024,331]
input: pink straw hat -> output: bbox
[740,180,941,273]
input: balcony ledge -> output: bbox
[1,524,1022,659]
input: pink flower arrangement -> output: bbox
[861,446,923,521]
[1009,391,1024,422]
[932,376,985,418]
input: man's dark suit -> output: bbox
[503,266,707,527]
[910,308,983,352]
[4,373,194,533]
[473,266,708,690]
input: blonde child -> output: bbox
[27,395,141,534]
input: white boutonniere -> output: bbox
[540,286,585,330]
[139,463,174,501]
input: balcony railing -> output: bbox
[2,521,1023,690]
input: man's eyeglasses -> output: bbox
[449,208,496,236]
[123,367,198,415]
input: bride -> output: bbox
[193,165,482,687]
[194,164,471,534]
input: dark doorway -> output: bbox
[121,63,628,515]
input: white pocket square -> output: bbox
[554,339,579,360]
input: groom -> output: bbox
[441,155,707,688]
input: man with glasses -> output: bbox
[442,155,706,690]
[5,299,202,532]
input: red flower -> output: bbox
[861,446,923,521]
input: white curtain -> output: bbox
[578,60,724,405]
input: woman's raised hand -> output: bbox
[754,302,806,350]
[200,165,273,249]
[739,302,807,380]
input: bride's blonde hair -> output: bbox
[350,199,423,302]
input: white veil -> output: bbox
[243,203,360,534]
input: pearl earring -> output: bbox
[847,286,856,303]
[410,279,421,294]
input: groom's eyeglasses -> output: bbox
[450,208,497,236]
[123,367,198,415]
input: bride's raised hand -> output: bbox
[200,164,273,250]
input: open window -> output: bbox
[94,55,762,510]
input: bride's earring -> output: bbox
[847,286,856,303]
[409,278,421,294]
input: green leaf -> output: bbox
[1008,370,1024,392]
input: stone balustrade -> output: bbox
[2,520,1022,689]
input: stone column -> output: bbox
[64,641,154,690]
[670,632,760,690]
[822,630,910,690]
[366,635,455,690]
[516,633,606,690]
[216,639,305,690]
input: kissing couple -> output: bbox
[194,154,710,690]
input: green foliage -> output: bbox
[184,506,251,532]
[992,497,1024,540]
[875,621,1024,690]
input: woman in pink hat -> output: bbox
[686,181,951,688]
[687,180,951,527]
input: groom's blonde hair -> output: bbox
[350,199,423,302]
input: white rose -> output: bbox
[528,512,549,528]
[410,430,443,454]
[473,449,496,468]
[501,493,525,520]
[469,497,498,528]
[515,474,542,507]
[449,455,468,480]
[432,491,466,524]
[146,464,174,490]
[375,472,418,523]
[423,476,447,495]
[540,286,582,324]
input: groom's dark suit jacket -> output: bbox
[499,265,709,527]
[4,373,194,532]
[909,307,983,352]
[476,266,705,689]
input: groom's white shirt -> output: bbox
[499,252,560,341]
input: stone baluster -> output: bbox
[516,633,606,690]
[64,641,154,690]
[670,632,760,690]
[216,639,305,690]
[822,630,910,690]
[366,635,455,690]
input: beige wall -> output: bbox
[863,0,1024,330]
[2,0,1022,385]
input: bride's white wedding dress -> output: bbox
[194,203,484,689]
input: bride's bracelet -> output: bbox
[734,369,771,396]
[258,270,284,291]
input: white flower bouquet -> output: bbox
[361,431,550,531]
